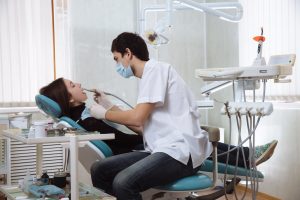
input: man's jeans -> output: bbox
[91,151,200,200]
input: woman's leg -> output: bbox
[214,142,250,168]
[112,152,200,200]
[90,151,150,195]
[104,131,144,154]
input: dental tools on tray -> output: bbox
[83,88,134,109]
[195,54,296,81]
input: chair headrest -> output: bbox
[35,95,62,118]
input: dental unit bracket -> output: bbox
[220,102,273,116]
[195,54,296,82]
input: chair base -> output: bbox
[154,173,213,192]
[186,178,241,200]
[152,178,241,200]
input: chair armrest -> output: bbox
[201,125,220,187]
[201,126,220,143]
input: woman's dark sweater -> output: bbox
[69,103,143,155]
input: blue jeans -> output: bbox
[90,151,200,200]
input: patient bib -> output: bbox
[81,107,92,120]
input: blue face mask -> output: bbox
[115,63,134,78]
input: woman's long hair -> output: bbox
[39,78,71,117]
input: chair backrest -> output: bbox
[35,94,113,158]
[35,95,62,119]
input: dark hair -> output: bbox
[39,78,71,117]
[111,32,149,61]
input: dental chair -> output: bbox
[35,94,264,200]
[35,94,113,172]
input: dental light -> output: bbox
[139,0,243,46]
[143,16,170,46]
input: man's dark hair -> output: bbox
[39,78,71,117]
[111,32,149,61]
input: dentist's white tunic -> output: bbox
[137,59,213,168]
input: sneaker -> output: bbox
[255,140,278,166]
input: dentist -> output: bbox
[90,32,212,200]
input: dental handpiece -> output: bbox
[83,88,97,93]
[83,88,133,108]
[83,88,111,96]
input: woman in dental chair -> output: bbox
[40,78,277,167]
[39,77,144,155]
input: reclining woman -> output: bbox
[39,77,144,155]
[40,78,277,165]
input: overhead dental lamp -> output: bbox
[143,16,170,46]
[139,0,243,46]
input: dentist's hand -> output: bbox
[90,104,107,119]
[93,89,114,110]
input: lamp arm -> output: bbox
[178,0,243,22]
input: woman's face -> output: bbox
[63,79,87,106]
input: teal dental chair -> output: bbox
[35,94,264,200]
[35,94,113,172]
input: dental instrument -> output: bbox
[83,88,134,109]
[253,27,266,66]
[82,88,97,93]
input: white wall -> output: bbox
[70,0,138,106]
[254,107,300,199]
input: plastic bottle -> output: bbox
[23,169,32,193]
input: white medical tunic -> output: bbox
[137,59,213,168]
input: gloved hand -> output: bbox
[90,104,107,119]
[93,89,114,110]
